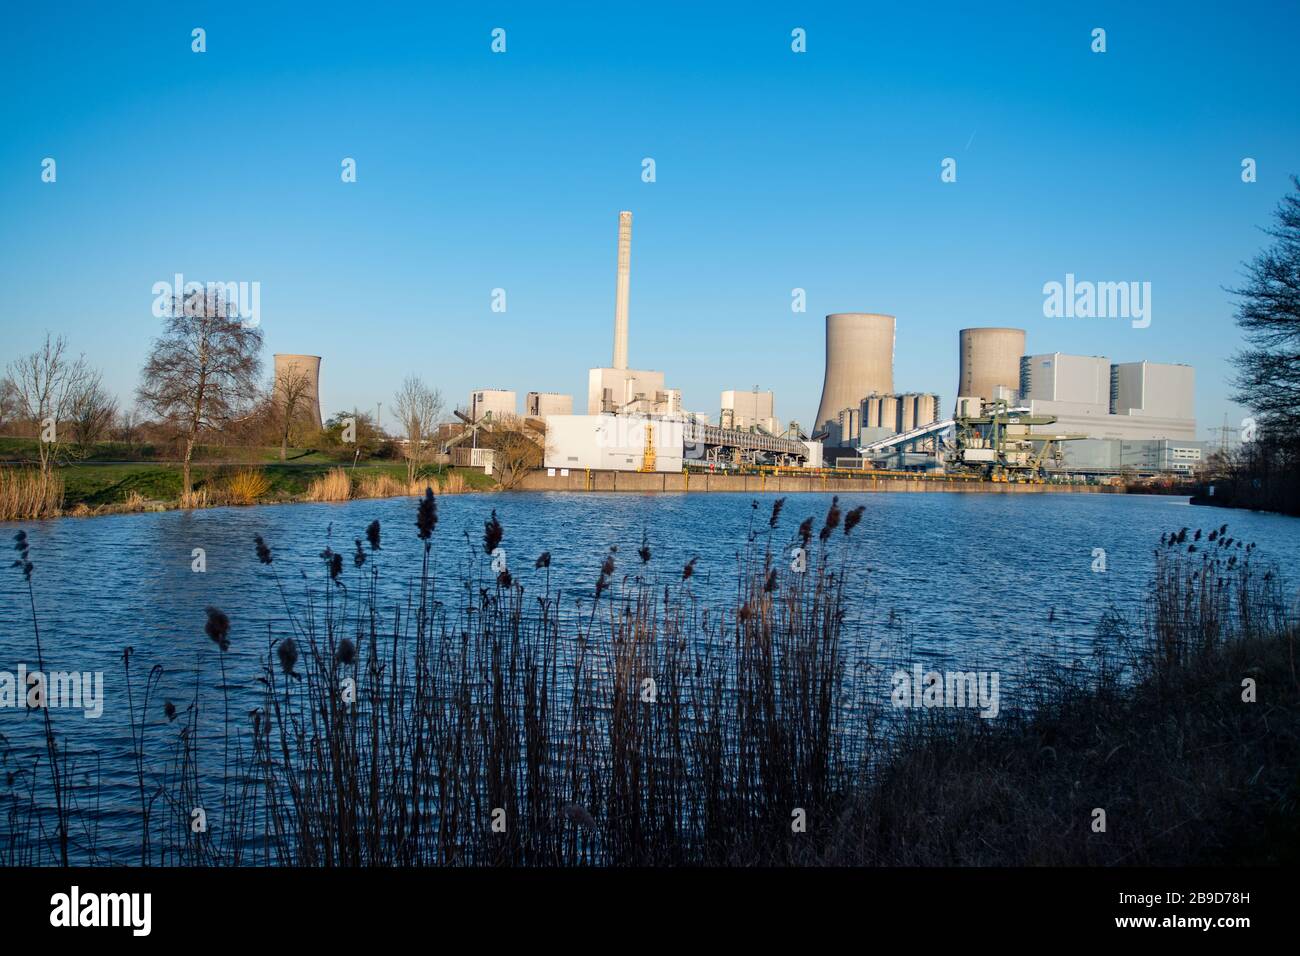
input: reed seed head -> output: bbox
[483,510,504,555]
[254,535,273,565]
[844,505,865,536]
[204,606,231,652]
[336,638,356,665]
[820,496,841,543]
[277,638,300,677]
[416,487,438,540]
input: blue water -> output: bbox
[1,490,1296,860]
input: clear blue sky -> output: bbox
[3,1,1298,438]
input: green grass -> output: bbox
[57,460,495,508]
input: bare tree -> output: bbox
[0,376,19,432]
[273,364,315,462]
[137,289,263,495]
[487,415,544,489]
[115,404,144,453]
[5,334,94,474]
[68,371,118,455]
[393,376,444,483]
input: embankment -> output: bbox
[519,469,1124,495]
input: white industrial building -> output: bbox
[544,414,686,473]
[469,388,517,422]
[525,391,573,417]
[587,367,680,415]
[720,389,779,433]
[1019,354,1195,441]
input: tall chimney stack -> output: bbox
[612,210,632,369]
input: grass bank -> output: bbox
[0,461,497,519]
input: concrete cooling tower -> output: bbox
[958,328,1025,402]
[273,353,323,429]
[814,313,895,432]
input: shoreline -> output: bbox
[519,469,1131,495]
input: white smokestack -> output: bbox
[613,210,632,369]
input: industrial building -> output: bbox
[1055,437,1207,474]
[525,392,573,418]
[543,210,821,473]
[469,388,517,423]
[858,392,941,438]
[1019,354,1195,441]
[585,211,681,417]
[720,389,779,433]
[813,312,895,435]
[545,415,686,473]
[272,353,323,429]
[957,328,1025,406]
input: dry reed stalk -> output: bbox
[306,467,352,502]
[0,468,63,520]
[225,467,272,505]
[355,473,405,499]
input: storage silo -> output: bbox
[958,328,1025,404]
[814,313,895,432]
[862,394,883,429]
[913,393,939,428]
[899,393,918,433]
[273,353,323,428]
[880,394,901,433]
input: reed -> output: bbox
[438,471,468,494]
[0,468,63,520]
[2,514,1295,867]
[305,467,352,502]
[355,473,405,499]
[225,468,272,505]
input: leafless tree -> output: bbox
[5,333,94,474]
[115,404,144,452]
[0,376,20,432]
[68,371,118,454]
[393,376,444,483]
[273,364,315,461]
[137,289,263,494]
[487,415,544,489]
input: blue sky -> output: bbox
[2,1,1297,438]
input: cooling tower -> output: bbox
[273,354,323,429]
[814,313,895,431]
[613,211,632,369]
[958,328,1025,403]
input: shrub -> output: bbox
[225,468,272,505]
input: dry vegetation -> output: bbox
[0,468,63,520]
[224,468,272,505]
[3,504,1296,866]
[304,467,352,502]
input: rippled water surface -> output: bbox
[2,490,1297,859]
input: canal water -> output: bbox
[1,491,1296,859]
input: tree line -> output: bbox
[2,287,543,494]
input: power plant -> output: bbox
[410,209,1207,483]
[958,327,1026,406]
[813,313,895,435]
[272,353,323,428]
[612,210,632,370]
